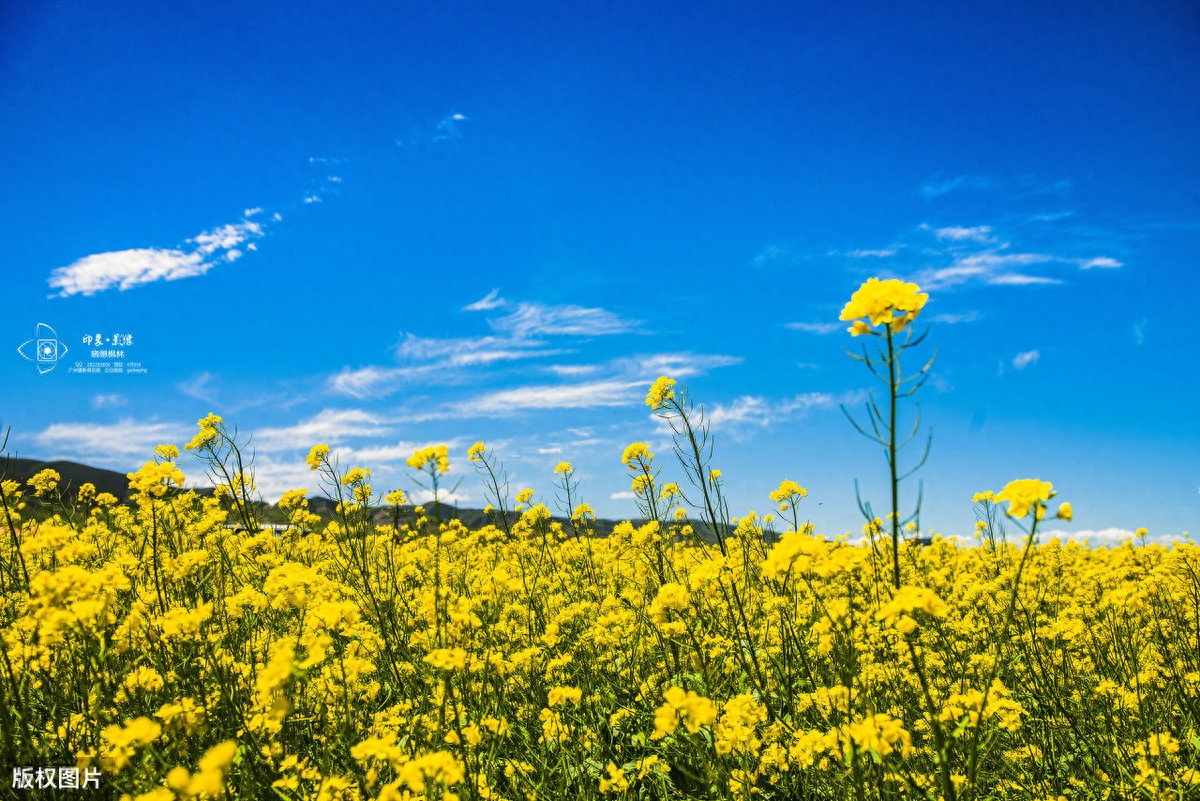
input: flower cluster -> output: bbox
[839,277,928,336]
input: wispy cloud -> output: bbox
[1079,257,1122,269]
[786,321,844,335]
[1039,527,1148,546]
[249,408,393,453]
[920,174,1070,200]
[928,311,980,324]
[488,302,639,339]
[49,213,267,297]
[35,419,191,462]
[919,175,991,198]
[90,393,127,409]
[433,113,468,142]
[329,296,642,399]
[933,225,995,243]
[914,249,1063,290]
[178,372,219,404]
[752,244,792,268]
[428,379,646,419]
[464,289,505,311]
[1012,350,1040,370]
[1132,317,1147,346]
[846,248,898,258]
[701,390,864,434]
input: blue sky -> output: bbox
[2,0,1198,543]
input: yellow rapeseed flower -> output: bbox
[645,376,676,410]
[621,442,653,469]
[307,444,331,471]
[27,468,60,497]
[994,479,1056,519]
[408,445,450,474]
[839,277,928,336]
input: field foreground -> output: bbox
[2,446,1199,801]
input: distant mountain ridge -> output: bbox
[3,458,652,538]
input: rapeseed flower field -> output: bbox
[1,280,1197,800]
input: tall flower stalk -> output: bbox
[839,277,935,588]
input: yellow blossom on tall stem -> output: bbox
[994,479,1056,520]
[839,277,928,336]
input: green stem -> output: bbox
[887,325,900,589]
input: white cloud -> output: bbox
[935,226,994,243]
[1039,528,1142,546]
[91,393,127,409]
[1012,350,1040,370]
[178,372,219,404]
[547,364,599,377]
[464,289,506,311]
[49,214,268,297]
[190,220,263,255]
[330,298,639,399]
[707,396,772,429]
[1133,317,1147,346]
[394,333,566,366]
[35,419,191,461]
[786,321,843,335]
[490,302,638,339]
[433,113,469,141]
[444,380,645,418]
[919,175,991,197]
[49,248,207,297]
[538,447,563,454]
[610,491,635,500]
[250,408,393,453]
[988,273,1061,286]
[303,195,321,204]
[617,352,742,379]
[752,244,791,268]
[928,311,980,324]
[915,251,1059,290]
[701,391,859,433]
[846,248,898,258]
[1079,257,1122,269]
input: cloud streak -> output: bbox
[1012,350,1040,370]
[329,295,643,399]
[35,419,191,462]
[49,213,268,297]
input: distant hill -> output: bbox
[1,457,667,539]
[6,457,137,501]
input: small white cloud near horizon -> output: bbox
[1012,350,1040,370]
[49,214,267,297]
[610,491,636,500]
[1038,527,1178,546]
